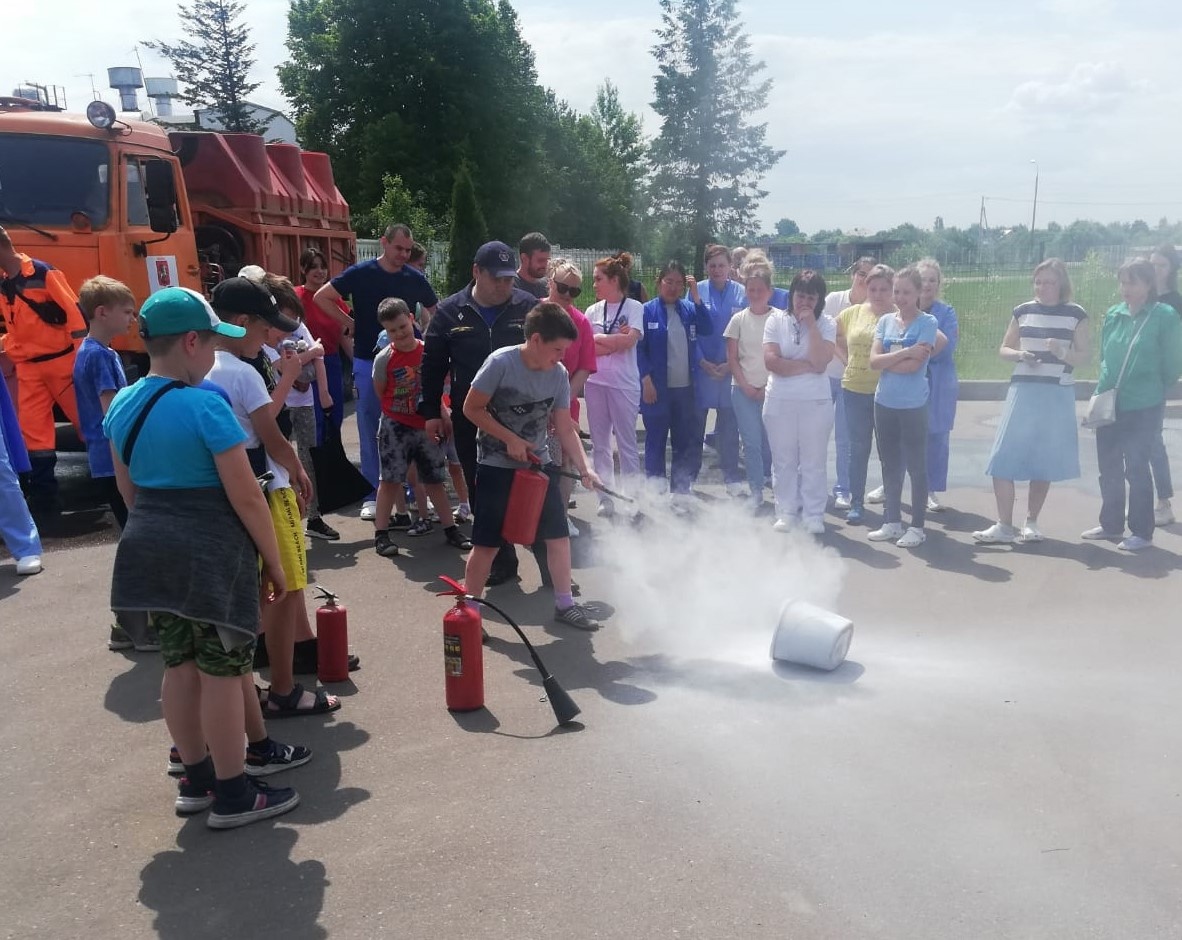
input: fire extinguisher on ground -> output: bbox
[314,586,350,683]
[441,580,485,712]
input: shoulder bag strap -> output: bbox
[1111,313,1151,393]
[121,380,185,466]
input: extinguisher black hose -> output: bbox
[463,595,555,682]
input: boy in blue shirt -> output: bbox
[104,287,302,829]
[73,276,152,651]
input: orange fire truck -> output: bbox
[0,97,355,360]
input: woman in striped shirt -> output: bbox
[974,259,1090,544]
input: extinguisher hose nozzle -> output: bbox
[464,594,581,726]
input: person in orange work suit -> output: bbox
[0,226,87,518]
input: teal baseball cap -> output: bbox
[139,287,246,339]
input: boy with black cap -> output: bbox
[104,287,301,828]
[208,277,340,720]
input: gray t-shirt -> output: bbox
[665,302,690,388]
[470,345,571,467]
[513,273,548,300]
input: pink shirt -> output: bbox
[561,303,597,423]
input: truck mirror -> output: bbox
[144,160,179,234]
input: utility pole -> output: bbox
[1029,159,1040,263]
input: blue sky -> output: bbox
[10,0,1182,235]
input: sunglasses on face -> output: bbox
[556,282,582,299]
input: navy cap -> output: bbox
[474,241,517,278]
[210,276,299,333]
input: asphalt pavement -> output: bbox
[1,402,1180,939]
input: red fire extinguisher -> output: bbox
[438,576,484,711]
[314,586,350,683]
[502,456,549,545]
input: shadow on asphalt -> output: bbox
[449,707,586,739]
[139,823,327,940]
[104,652,165,723]
[1009,536,1181,579]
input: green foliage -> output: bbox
[648,0,784,271]
[351,173,444,242]
[280,0,645,250]
[144,0,270,134]
[446,162,489,295]
[774,218,801,239]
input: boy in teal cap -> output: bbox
[103,287,303,829]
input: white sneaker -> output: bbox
[359,500,377,521]
[726,481,748,498]
[1018,520,1043,543]
[1118,535,1152,552]
[927,495,944,512]
[1155,499,1175,526]
[15,555,42,576]
[896,526,926,548]
[803,517,825,536]
[973,522,1018,544]
[869,522,903,543]
[866,485,885,504]
[596,499,615,518]
[567,519,581,538]
[833,493,851,511]
[749,494,763,513]
[868,522,905,541]
[772,517,794,533]
[1081,525,1120,540]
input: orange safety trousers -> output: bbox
[14,352,80,453]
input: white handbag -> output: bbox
[1082,315,1148,430]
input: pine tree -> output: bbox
[145,0,270,134]
[446,162,489,295]
[649,0,784,269]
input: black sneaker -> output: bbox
[175,777,215,816]
[554,604,599,631]
[108,624,133,651]
[406,517,432,537]
[207,779,300,830]
[389,513,413,531]
[486,566,520,587]
[167,746,185,777]
[374,531,400,557]
[245,741,313,777]
[306,517,340,541]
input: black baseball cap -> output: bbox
[474,241,517,278]
[210,276,299,332]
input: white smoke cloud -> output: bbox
[588,492,849,667]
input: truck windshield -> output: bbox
[0,135,109,228]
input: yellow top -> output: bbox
[838,303,885,394]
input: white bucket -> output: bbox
[770,599,853,671]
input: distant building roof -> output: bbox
[146,100,297,145]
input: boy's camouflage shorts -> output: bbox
[155,612,255,677]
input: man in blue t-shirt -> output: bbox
[313,223,438,517]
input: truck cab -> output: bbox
[0,99,200,356]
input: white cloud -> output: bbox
[1007,61,1147,117]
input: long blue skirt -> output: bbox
[985,382,1080,482]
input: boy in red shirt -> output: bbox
[372,299,472,556]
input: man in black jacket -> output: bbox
[421,241,539,584]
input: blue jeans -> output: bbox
[731,385,768,495]
[0,422,41,560]
[708,406,742,484]
[313,352,345,446]
[352,355,380,499]
[829,377,850,497]
[643,386,706,493]
[1097,404,1161,539]
[843,389,876,507]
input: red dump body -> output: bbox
[172,131,356,280]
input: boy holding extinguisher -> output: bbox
[462,303,601,630]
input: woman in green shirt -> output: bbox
[1082,258,1182,551]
